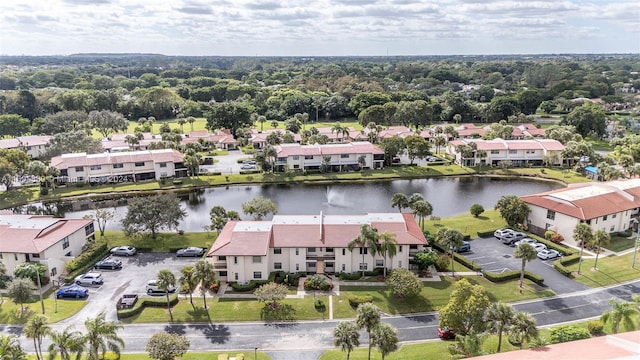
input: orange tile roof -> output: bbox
[50,149,184,169]
[0,215,93,253]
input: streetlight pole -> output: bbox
[254,347,258,360]
[35,266,45,314]
[632,229,640,268]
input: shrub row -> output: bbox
[477,230,496,238]
[553,253,581,277]
[339,272,362,281]
[532,236,576,256]
[117,294,179,319]
[431,242,482,271]
[482,270,544,285]
[64,242,110,283]
[239,170,261,175]
[348,295,373,308]
[228,279,269,292]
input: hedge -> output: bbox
[553,253,581,277]
[477,230,498,238]
[64,242,110,283]
[117,294,179,319]
[339,272,362,281]
[533,236,577,256]
[348,295,373,307]
[228,279,269,292]
[482,269,544,285]
[431,242,482,271]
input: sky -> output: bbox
[1,0,639,56]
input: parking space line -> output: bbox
[479,261,496,266]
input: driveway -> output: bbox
[464,236,590,294]
[57,253,200,324]
[200,149,248,175]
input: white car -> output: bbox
[146,280,177,294]
[110,246,137,256]
[532,243,547,252]
[74,272,104,286]
[494,228,514,239]
[537,249,561,260]
[513,238,537,247]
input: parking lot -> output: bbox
[57,253,200,324]
[463,236,590,294]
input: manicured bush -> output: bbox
[482,270,544,285]
[228,280,269,292]
[339,272,362,281]
[550,325,591,344]
[64,241,110,283]
[348,295,373,308]
[304,274,333,291]
[477,230,496,238]
[533,236,576,256]
[550,233,565,243]
[553,253,581,277]
[117,294,179,319]
[435,254,450,271]
[587,320,604,335]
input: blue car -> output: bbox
[56,285,89,299]
[451,241,471,253]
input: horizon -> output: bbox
[1,0,638,57]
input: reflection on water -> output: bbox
[21,177,561,231]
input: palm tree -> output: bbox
[333,321,360,360]
[592,229,610,270]
[331,122,345,142]
[179,265,198,307]
[355,303,381,360]
[514,243,537,288]
[24,314,50,360]
[47,326,85,360]
[348,225,379,278]
[508,312,538,349]
[434,135,447,154]
[601,299,638,334]
[574,223,593,274]
[408,193,424,207]
[390,193,409,213]
[411,200,433,229]
[84,312,124,360]
[264,145,277,172]
[157,269,177,321]
[484,302,516,353]
[186,116,196,131]
[177,118,187,133]
[448,331,486,358]
[435,228,464,277]
[194,259,216,310]
[258,115,267,132]
[0,334,26,360]
[378,232,397,277]
[371,323,399,360]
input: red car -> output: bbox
[437,327,456,340]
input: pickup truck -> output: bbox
[116,294,138,309]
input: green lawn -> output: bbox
[602,235,638,253]
[487,168,589,184]
[99,231,216,252]
[423,209,506,238]
[585,136,614,151]
[51,352,271,360]
[319,340,450,360]
[0,297,87,324]
[566,252,640,287]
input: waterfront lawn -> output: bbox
[99,231,216,252]
[0,298,86,324]
[319,340,450,360]
[566,252,640,287]
[488,168,589,184]
[423,209,506,238]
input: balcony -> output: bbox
[213,261,227,270]
[306,251,335,261]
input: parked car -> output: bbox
[146,279,177,294]
[392,157,401,163]
[94,257,123,270]
[494,228,514,239]
[501,232,527,245]
[437,327,456,340]
[426,156,440,162]
[532,243,548,252]
[243,160,256,165]
[176,247,205,257]
[512,238,537,247]
[240,163,256,170]
[74,272,104,286]
[110,246,137,256]
[537,249,561,260]
[56,285,89,299]
[451,241,471,253]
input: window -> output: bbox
[491,150,500,154]
[0,253,2,259]
[304,155,314,160]
[274,262,282,270]
[135,162,145,167]
[398,260,402,268]
[234,273,238,281]
[234,257,238,264]
[296,264,299,271]
[603,215,608,221]
[509,150,517,154]
[359,263,368,270]
[32,253,40,258]
[218,256,226,261]
[62,237,70,249]
[159,163,167,168]
[293,164,300,169]
[526,149,536,154]
[292,156,299,160]
[113,163,124,169]
[612,214,617,219]
[50,267,57,276]
[326,247,334,253]
[85,223,94,236]
[252,256,261,263]
[219,271,227,277]
[74,166,84,172]
[610,226,615,231]
[14,254,18,261]
[399,246,403,252]
[90,165,101,170]
[410,245,418,250]
[308,247,316,253]
[375,260,384,267]
[342,264,346,271]
[340,154,349,158]
[295,248,299,256]
[274,248,282,254]
[547,210,555,220]
[342,249,346,256]
[359,248,368,255]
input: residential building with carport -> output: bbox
[207,213,429,283]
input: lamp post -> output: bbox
[254,347,258,360]
[632,229,640,268]
[35,265,45,314]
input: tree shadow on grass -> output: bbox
[186,306,210,322]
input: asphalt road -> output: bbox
[5,279,639,359]
[465,236,591,294]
